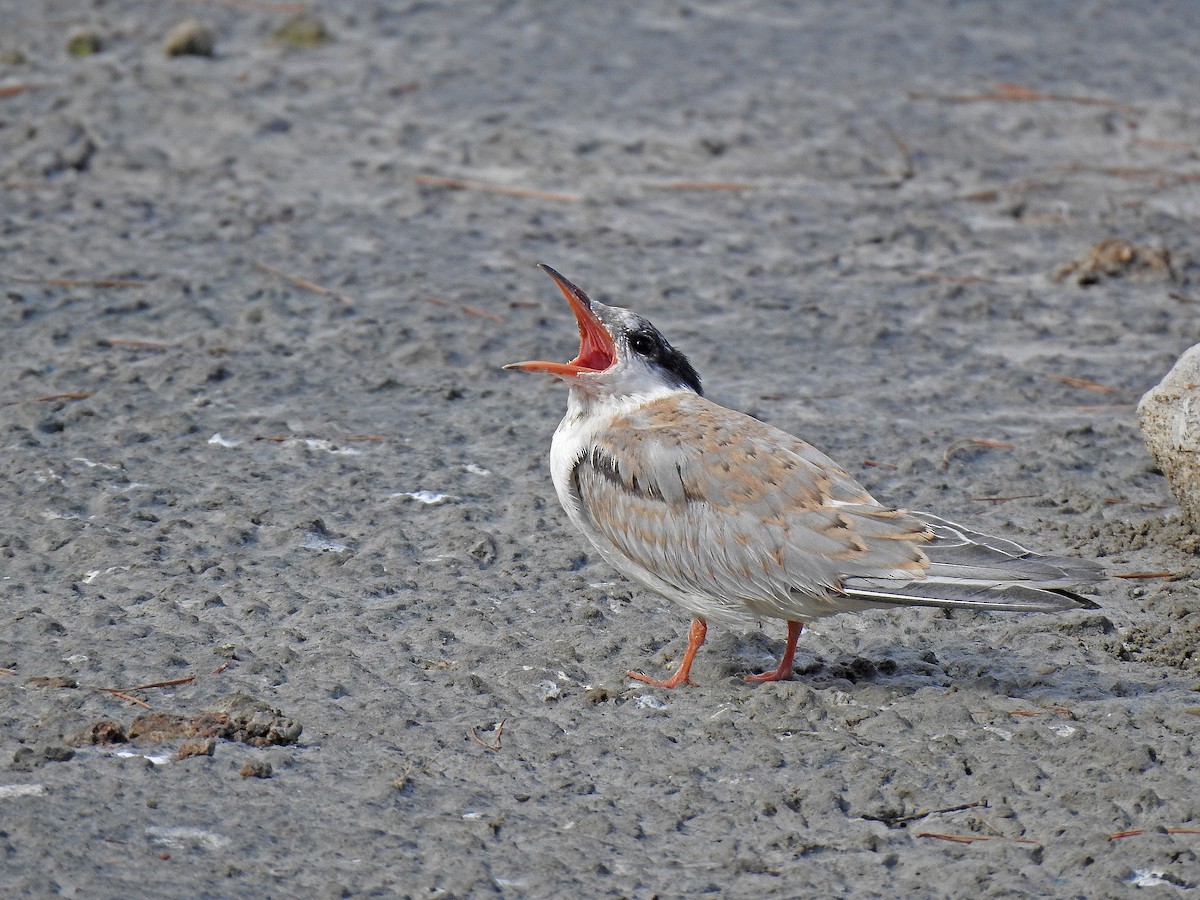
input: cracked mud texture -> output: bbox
[2,1,1200,897]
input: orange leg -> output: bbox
[628,617,707,689]
[745,620,804,684]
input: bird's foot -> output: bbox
[744,620,803,684]
[625,618,707,689]
[743,666,795,684]
[627,670,696,689]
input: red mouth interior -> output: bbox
[504,266,618,378]
[570,312,616,372]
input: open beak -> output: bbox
[503,264,617,378]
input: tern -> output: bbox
[505,265,1103,688]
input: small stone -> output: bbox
[469,535,497,566]
[1052,238,1174,285]
[272,15,331,48]
[585,685,615,704]
[66,720,127,747]
[128,712,203,743]
[11,747,36,771]
[220,694,302,747]
[67,30,102,57]
[25,675,77,689]
[1138,344,1200,533]
[164,21,216,58]
[239,760,272,778]
[176,739,216,760]
[12,746,75,769]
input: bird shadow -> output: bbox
[710,622,1188,705]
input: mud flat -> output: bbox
[2,2,1198,896]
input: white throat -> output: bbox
[548,382,688,528]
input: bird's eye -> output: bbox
[629,332,658,358]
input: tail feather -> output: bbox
[839,512,1102,613]
[840,576,1099,613]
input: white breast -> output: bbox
[547,386,765,630]
[548,390,640,533]
[549,388,670,553]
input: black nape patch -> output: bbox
[627,322,702,395]
[661,344,703,396]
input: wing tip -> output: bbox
[1051,588,1100,611]
[840,577,1102,614]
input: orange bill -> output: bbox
[504,264,616,377]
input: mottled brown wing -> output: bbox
[570,394,931,620]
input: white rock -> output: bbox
[1137,343,1200,531]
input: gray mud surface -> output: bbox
[3,2,1200,897]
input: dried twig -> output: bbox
[917,831,1040,845]
[185,0,308,11]
[910,83,1137,113]
[1110,827,1200,840]
[11,276,147,288]
[1133,137,1197,149]
[123,676,195,692]
[2,392,92,407]
[253,434,390,444]
[1010,706,1073,718]
[968,494,1041,503]
[648,181,753,191]
[99,338,173,350]
[916,832,980,844]
[393,762,417,791]
[942,438,1015,467]
[1,85,43,99]
[862,459,899,471]
[414,174,581,203]
[36,392,92,402]
[254,261,354,307]
[425,296,505,324]
[1063,164,1200,189]
[880,123,914,181]
[957,180,1061,202]
[1114,572,1180,581]
[469,719,505,751]
[97,688,153,710]
[0,667,16,676]
[95,674,196,709]
[909,271,1004,285]
[1047,375,1116,393]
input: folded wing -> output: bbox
[572,394,1101,623]
[841,513,1103,612]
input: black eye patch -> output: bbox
[625,323,703,396]
[628,331,660,358]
